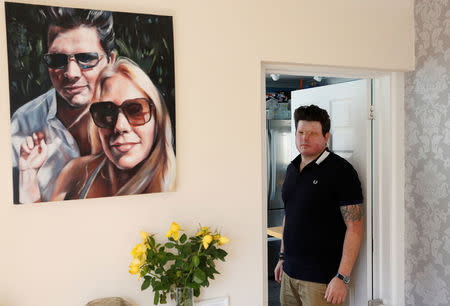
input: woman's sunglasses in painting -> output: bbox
[89,98,155,129]
[43,52,106,69]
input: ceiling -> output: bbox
[265,74,358,91]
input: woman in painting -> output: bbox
[20,57,175,201]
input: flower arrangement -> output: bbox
[129,222,230,305]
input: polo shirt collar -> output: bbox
[315,149,330,165]
[292,147,331,169]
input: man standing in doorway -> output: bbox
[11,7,116,203]
[274,105,364,305]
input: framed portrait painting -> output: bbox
[5,2,176,204]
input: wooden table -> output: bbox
[267,226,283,239]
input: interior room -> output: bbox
[1,0,449,305]
[265,74,361,306]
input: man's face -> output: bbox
[47,26,110,108]
[295,120,330,159]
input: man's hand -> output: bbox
[274,260,283,283]
[325,276,347,304]
[18,132,47,203]
[19,132,48,171]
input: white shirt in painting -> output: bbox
[11,89,81,202]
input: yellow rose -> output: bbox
[131,243,147,260]
[129,263,140,275]
[131,258,141,266]
[140,231,150,243]
[218,236,230,245]
[196,226,210,236]
[131,244,141,258]
[202,234,213,249]
[165,222,181,241]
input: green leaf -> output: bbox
[211,267,220,275]
[166,253,175,260]
[162,37,169,51]
[161,256,169,265]
[160,293,167,304]
[180,245,188,257]
[183,262,190,271]
[161,279,171,290]
[165,242,175,248]
[115,39,131,57]
[141,265,149,276]
[141,278,151,290]
[216,249,228,260]
[193,269,206,284]
[194,287,200,297]
[180,233,187,243]
[152,280,163,290]
[153,291,159,305]
[207,258,216,267]
[193,255,200,267]
[187,281,199,289]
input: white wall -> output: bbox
[0,1,414,305]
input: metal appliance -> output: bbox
[266,119,291,278]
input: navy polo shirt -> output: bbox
[281,148,363,284]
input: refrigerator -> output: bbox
[266,119,291,278]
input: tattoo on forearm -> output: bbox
[340,204,364,222]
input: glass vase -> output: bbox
[173,287,194,306]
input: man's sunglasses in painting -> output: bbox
[43,52,106,70]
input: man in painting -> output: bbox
[274,105,364,305]
[10,6,116,203]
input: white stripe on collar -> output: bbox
[316,150,330,165]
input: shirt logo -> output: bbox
[313,180,318,184]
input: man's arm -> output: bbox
[325,204,364,304]
[274,216,285,283]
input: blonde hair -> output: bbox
[90,57,175,194]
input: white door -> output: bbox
[290,79,371,306]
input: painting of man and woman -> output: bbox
[5,2,176,204]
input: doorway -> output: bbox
[265,74,371,306]
[261,63,406,306]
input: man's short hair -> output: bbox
[294,105,330,136]
[41,6,115,58]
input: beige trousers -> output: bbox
[280,271,343,306]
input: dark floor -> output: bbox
[268,278,281,306]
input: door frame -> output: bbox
[260,63,405,306]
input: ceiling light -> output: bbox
[270,73,280,81]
